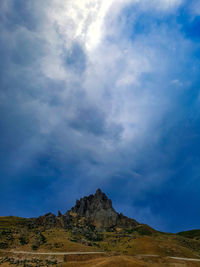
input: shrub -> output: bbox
[0,242,8,249]
[32,244,39,250]
[136,225,152,236]
[19,236,29,245]
[125,229,134,234]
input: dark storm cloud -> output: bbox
[1,0,200,232]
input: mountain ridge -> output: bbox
[1,189,200,266]
[35,188,139,232]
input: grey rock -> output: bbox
[68,189,138,230]
[34,189,139,232]
[35,212,57,228]
[57,210,62,217]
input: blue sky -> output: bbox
[1,0,200,233]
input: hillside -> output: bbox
[178,229,200,240]
[1,189,200,266]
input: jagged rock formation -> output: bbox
[35,189,139,231]
[36,213,57,228]
[68,189,138,230]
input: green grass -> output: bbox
[0,216,30,229]
[1,216,200,259]
[178,229,200,240]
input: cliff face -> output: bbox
[69,189,119,229]
[35,189,139,231]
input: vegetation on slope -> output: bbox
[1,216,200,260]
[178,229,200,240]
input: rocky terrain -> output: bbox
[35,189,139,231]
[1,189,200,266]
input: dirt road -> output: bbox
[5,250,105,256]
[138,254,200,262]
[3,251,200,262]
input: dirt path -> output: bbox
[5,250,105,256]
[3,251,200,262]
[138,254,200,262]
[169,256,200,262]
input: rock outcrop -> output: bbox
[35,189,139,231]
[69,189,118,229]
[67,189,138,230]
[35,213,57,228]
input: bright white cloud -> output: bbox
[43,0,183,52]
[45,0,114,51]
[0,0,191,199]
[33,0,188,162]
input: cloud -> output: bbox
[189,0,200,15]
[142,0,183,11]
[0,0,200,231]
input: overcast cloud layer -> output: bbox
[1,0,200,232]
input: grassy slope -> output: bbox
[62,255,155,267]
[62,255,200,267]
[98,232,200,258]
[178,230,200,240]
[1,216,200,259]
[0,216,30,229]
[0,216,100,253]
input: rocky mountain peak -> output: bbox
[95,188,104,197]
[36,189,139,231]
[94,188,113,207]
[67,189,138,230]
[70,188,114,218]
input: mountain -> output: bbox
[1,189,200,266]
[66,188,139,230]
[35,188,139,231]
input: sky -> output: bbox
[1,0,200,233]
